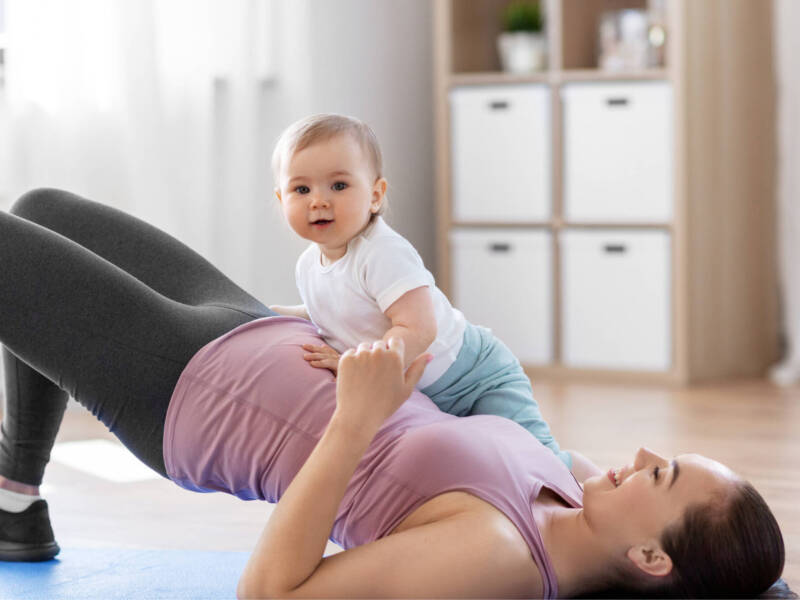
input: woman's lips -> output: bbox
[607,469,617,486]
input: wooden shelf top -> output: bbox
[450,221,675,230]
[448,67,670,88]
[559,67,671,82]
[449,71,552,86]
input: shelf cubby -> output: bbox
[434,0,778,383]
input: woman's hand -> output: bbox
[302,343,341,375]
[334,337,431,431]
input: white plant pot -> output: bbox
[497,32,547,73]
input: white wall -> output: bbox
[770,0,800,384]
[0,0,435,308]
[254,0,436,305]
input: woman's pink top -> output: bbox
[163,317,583,599]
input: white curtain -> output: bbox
[771,0,800,385]
[0,0,280,293]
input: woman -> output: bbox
[0,189,786,598]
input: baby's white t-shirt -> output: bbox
[295,217,466,389]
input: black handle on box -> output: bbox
[606,97,629,107]
[604,244,627,254]
[489,243,512,253]
[489,100,510,110]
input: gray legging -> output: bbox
[0,188,276,484]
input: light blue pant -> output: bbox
[421,322,571,469]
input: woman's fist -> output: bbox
[334,337,431,430]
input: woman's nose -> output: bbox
[633,446,668,471]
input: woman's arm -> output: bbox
[268,304,310,320]
[240,508,542,599]
[238,338,431,598]
[382,286,437,370]
[238,414,374,597]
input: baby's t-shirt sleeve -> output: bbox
[360,236,433,313]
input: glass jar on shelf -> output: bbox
[597,1,667,71]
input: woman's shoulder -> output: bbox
[448,506,545,593]
[284,497,545,600]
[390,491,542,582]
[397,494,545,596]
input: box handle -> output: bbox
[489,100,510,110]
[603,244,627,254]
[489,242,512,253]
[606,97,629,107]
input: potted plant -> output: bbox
[497,0,547,73]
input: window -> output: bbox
[0,0,6,87]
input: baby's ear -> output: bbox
[371,177,387,207]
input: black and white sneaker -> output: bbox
[0,499,60,561]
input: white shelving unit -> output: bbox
[433,0,778,384]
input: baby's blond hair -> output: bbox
[271,113,384,185]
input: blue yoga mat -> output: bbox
[0,547,249,599]
[2,547,795,599]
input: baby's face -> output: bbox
[276,134,385,261]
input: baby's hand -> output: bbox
[302,343,341,375]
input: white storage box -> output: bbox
[562,82,673,223]
[450,85,551,222]
[560,229,671,370]
[450,228,552,364]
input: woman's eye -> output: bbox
[295,185,310,194]
[332,181,347,191]
[653,466,660,481]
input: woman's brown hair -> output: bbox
[654,480,785,598]
[587,480,787,599]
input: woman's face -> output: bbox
[582,447,739,553]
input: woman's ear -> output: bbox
[626,542,673,577]
[371,177,387,213]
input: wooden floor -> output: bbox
[16,378,800,594]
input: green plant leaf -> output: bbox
[501,0,544,33]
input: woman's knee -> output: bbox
[9,188,72,221]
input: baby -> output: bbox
[269,113,599,480]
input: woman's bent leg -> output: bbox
[1,188,276,486]
[0,348,68,486]
[8,188,274,317]
[0,209,257,482]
